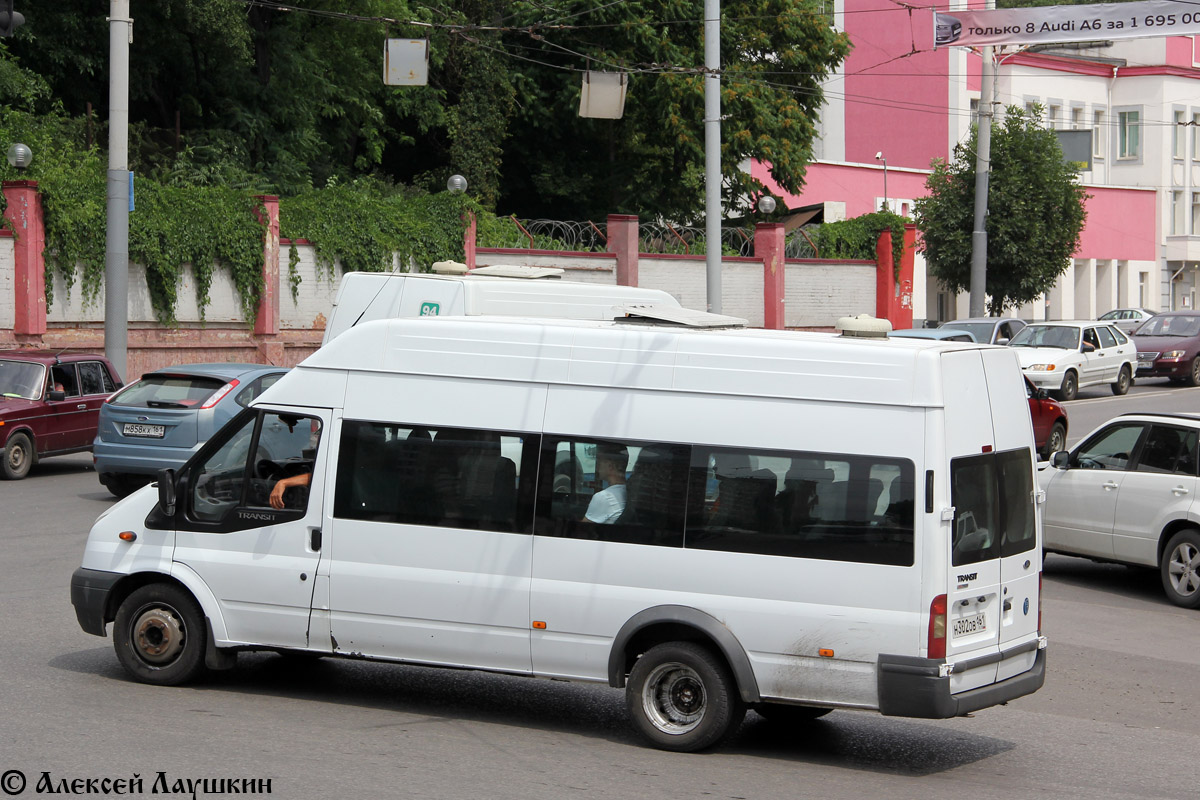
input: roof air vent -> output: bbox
[836,314,893,338]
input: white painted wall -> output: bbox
[0,237,13,330]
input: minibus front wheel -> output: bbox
[626,641,745,752]
[113,583,208,686]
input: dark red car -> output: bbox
[1026,377,1068,459]
[0,350,123,480]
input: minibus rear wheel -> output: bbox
[113,583,208,685]
[626,641,745,752]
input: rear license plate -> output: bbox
[952,613,987,638]
[123,423,165,439]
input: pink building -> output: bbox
[753,0,1197,324]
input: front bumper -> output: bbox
[70,567,123,637]
[1021,370,1064,391]
[877,640,1046,718]
[1136,360,1187,378]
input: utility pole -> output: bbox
[704,0,721,313]
[105,0,131,378]
[969,3,996,317]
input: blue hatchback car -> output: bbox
[93,363,288,497]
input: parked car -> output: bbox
[1098,307,1157,335]
[1040,412,1200,608]
[1009,320,1136,400]
[1130,311,1200,386]
[0,350,123,480]
[888,328,977,343]
[1026,378,1068,459]
[938,317,1026,345]
[93,363,288,497]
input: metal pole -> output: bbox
[105,0,131,379]
[969,44,993,318]
[882,157,888,212]
[703,0,721,314]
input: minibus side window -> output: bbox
[685,447,914,566]
[998,449,1036,557]
[333,421,533,533]
[189,411,322,525]
[535,436,688,546]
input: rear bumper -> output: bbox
[877,640,1046,718]
[70,567,122,637]
[92,439,197,477]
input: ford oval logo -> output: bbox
[1023,598,1030,616]
[137,415,149,422]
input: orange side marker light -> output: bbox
[118,531,137,542]
[818,648,835,658]
[531,621,547,630]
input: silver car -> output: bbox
[939,317,1027,345]
[1098,308,1157,335]
[93,363,289,497]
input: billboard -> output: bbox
[934,1,1200,48]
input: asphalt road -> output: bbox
[1,385,1197,800]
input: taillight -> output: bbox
[199,379,240,410]
[928,593,947,659]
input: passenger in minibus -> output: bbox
[583,444,629,523]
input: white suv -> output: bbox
[1040,412,1200,608]
[1009,320,1136,401]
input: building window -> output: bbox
[1025,101,1039,124]
[1048,104,1060,129]
[1193,113,1200,161]
[1093,110,1105,158]
[1172,191,1184,235]
[1118,110,1140,159]
[1139,273,1148,307]
[1071,107,1083,130]
[1193,191,1200,235]
[1174,110,1187,159]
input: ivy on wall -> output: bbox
[280,178,506,288]
[813,210,908,279]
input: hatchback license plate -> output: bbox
[952,613,987,638]
[123,423,165,439]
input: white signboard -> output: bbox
[384,39,428,86]
[935,1,1200,48]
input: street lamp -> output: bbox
[6,142,32,170]
[446,174,468,194]
[875,151,888,212]
[757,195,777,215]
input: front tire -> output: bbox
[1055,371,1078,402]
[626,642,745,752]
[1188,357,1200,387]
[2,432,33,480]
[113,583,208,685]
[1161,530,1200,609]
[1111,365,1131,396]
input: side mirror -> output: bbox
[1050,450,1071,469]
[48,390,66,401]
[1035,388,1049,400]
[1082,342,1096,353]
[995,337,1009,346]
[157,468,177,516]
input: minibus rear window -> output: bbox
[950,448,1036,565]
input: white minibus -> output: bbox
[72,315,1047,751]
[321,265,681,345]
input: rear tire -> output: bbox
[1042,422,1067,460]
[104,474,147,499]
[1160,529,1200,609]
[626,642,745,752]
[1055,371,1078,402]
[113,583,208,685]
[1111,365,1131,396]
[755,703,833,724]
[2,432,33,480]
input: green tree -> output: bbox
[913,106,1088,314]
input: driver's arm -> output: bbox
[269,472,312,509]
